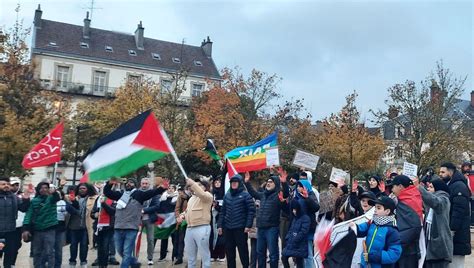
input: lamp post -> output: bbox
[72,125,88,185]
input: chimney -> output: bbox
[34,4,42,28]
[83,12,91,39]
[201,36,213,58]
[471,90,474,108]
[135,21,144,50]
[430,79,442,103]
[388,106,399,119]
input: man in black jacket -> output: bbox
[218,174,255,268]
[0,177,30,268]
[439,162,471,267]
[244,172,288,268]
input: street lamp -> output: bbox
[72,125,89,185]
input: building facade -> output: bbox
[27,5,221,185]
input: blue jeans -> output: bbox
[69,229,88,265]
[114,229,139,268]
[257,226,279,268]
[305,239,315,268]
[54,230,66,268]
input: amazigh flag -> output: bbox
[203,139,221,160]
[83,110,172,181]
[22,122,64,169]
[224,132,278,172]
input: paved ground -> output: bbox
[9,234,474,267]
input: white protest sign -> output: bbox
[265,147,280,167]
[329,167,349,186]
[403,162,418,179]
[292,149,320,171]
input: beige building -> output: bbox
[28,5,221,184]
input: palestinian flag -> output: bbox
[154,212,177,239]
[203,139,221,160]
[83,110,172,181]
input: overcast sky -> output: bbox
[1,0,472,124]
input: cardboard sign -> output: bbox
[265,147,280,167]
[292,149,320,171]
[403,162,418,179]
[329,167,349,186]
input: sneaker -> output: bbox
[108,258,120,265]
[80,262,87,268]
[217,258,225,262]
[69,262,77,268]
[174,259,183,265]
[131,263,141,268]
[158,257,166,262]
[147,260,153,265]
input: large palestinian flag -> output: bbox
[83,110,171,181]
[224,132,277,172]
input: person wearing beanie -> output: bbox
[210,177,226,262]
[368,175,385,198]
[439,162,471,266]
[23,181,61,268]
[391,175,423,267]
[351,196,402,268]
[280,171,297,267]
[103,177,167,268]
[177,178,213,268]
[244,172,289,268]
[418,179,452,268]
[218,174,255,268]
[0,177,30,268]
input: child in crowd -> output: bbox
[351,196,402,268]
[282,200,310,268]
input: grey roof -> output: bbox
[32,20,221,79]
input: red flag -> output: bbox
[226,159,238,178]
[22,122,64,169]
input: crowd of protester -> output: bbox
[0,161,472,268]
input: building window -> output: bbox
[194,60,203,66]
[128,50,137,56]
[127,74,142,84]
[192,83,204,97]
[92,71,107,92]
[161,79,172,92]
[105,46,113,52]
[56,66,70,88]
[172,57,181,64]
[152,53,161,60]
[80,42,89,48]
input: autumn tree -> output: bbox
[317,92,386,183]
[72,71,193,180]
[372,61,470,172]
[0,7,69,176]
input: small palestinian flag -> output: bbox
[83,110,172,181]
[203,139,221,161]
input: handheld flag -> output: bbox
[22,122,64,169]
[203,139,221,161]
[225,132,278,173]
[83,110,172,181]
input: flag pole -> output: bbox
[160,126,188,179]
[52,162,58,185]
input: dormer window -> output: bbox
[80,42,89,48]
[152,53,161,60]
[172,57,181,64]
[48,42,58,47]
[128,50,137,56]
[194,60,203,66]
[105,46,113,52]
